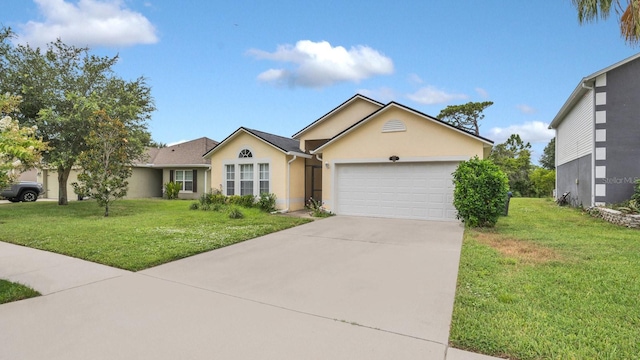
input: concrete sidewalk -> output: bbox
[0,217,504,360]
[0,242,129,295]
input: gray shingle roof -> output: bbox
[242,127,302,153]
[139,137,218,166]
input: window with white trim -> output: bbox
[175,170,193,191]
[225,165,235,196]
[240,164,254,195]
[259,163,269,194]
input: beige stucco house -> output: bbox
[39,137,217,200]
[205,94,493,221]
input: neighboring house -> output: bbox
[18,168,37,182]
[549,53,640,207]
[205,94,493,221]
[39,137,218,200]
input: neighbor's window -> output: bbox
[225,164,235,196]
[240,164,254,195]
[175,170,193,191]
[239,149,253,158]
[259,163,269,194]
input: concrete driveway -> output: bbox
[0,216,498,360]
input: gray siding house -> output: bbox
[550,53,640,207]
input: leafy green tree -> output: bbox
[490,134,533,197]
[0,94,47,188]
[529,167,556,198]
[572,0,640,44]
[452,156,509,227]
[0,28,154,205]
[539,137,555,170]
[72,110,140,217]
[438,101,493,136]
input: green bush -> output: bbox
[632,179,640,204]
[306,197,334,217]
[257,193,277,212]
[228,194,255,208]
[189,203,199,210]
[452,156,509,227]
[164,182,181,200]
[228,206,244,219]
[198,192,227,206]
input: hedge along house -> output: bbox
[205,94,493,221]
[549,53,640,207]
[39,137,217,200]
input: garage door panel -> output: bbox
[336,162,458,221]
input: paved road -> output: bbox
[0,216,501,360]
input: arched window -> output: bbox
[239,149,253,158]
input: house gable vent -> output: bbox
[382,119,406,133]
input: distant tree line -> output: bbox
[439,101,556,198]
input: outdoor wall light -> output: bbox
[389,155,400,162]
[325,162,330,169]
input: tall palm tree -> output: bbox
[572,0,640,44]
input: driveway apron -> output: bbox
[0,216,472,360]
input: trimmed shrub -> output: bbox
[198,192,227,206]
[164,182,181,200]
[306,197,334,217]
[228,194,255,208]
[228,206,244,219]
[257,193,277,212]
[452,156,509,227]
[632,179,640,204]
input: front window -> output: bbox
[175,170,193,191]
[259,163,269,194]
[226,165,235,196]
[240,164,254,195]
[239,149,253,158]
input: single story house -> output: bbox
[204,94,493,221]
[39,137,218,200]
[549,53,640,207]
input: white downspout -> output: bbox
[315,153,322,162]
[204,167,209,194]
[284,155,297,213]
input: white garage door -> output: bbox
[335,162,458,221]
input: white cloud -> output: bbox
[488,121,554,144]
[475,87,489,98]
[516,104,536,114]
[16,0,158,47]
[407,73,423,85]
[406,86,468,105]
[248,40,394,88]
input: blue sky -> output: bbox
[3,0,638,161]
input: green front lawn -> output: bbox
[0,199,310,271]
[451,198,640,359]
[0,280,40,304]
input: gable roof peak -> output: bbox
[550,52,640,129]
[203,127,310,159]
[291,93,384,139]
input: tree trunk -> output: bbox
[57,166,71,205]
[104,202,109,217]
